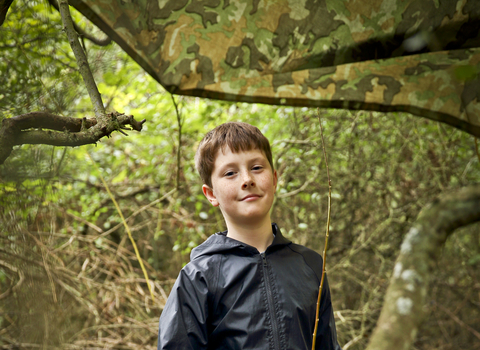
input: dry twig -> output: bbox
[312,111,332,350]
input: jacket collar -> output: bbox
[190,223,291,259]
[270,222,291,247]
[216,222,291,247]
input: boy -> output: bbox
[157,122,341,350]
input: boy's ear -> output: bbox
[202,184,219,207]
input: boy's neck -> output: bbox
[225,218,274,253]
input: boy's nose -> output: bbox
[242,181,255,189]
[242,175,255,189]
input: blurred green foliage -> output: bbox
[1,1,479,349]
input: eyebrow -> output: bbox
[216,157,267,172]
[247,156,267,164]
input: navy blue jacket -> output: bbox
[157,223,341,350]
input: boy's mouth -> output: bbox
[241,194,261,201]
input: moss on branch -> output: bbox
[0,112,146,164]
[366,186,480,350]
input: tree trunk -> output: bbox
[366,186,480,350]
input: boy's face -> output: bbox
[202,146,277,227]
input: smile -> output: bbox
[241,194,261,201]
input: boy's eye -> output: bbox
[224,171,235,177]
[252,165,263,171]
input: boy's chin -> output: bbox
[229,213,271,226]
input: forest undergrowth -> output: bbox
[1,108,479,350]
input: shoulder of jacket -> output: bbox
[178,253,223,300]
[288,242,321,254]
[287,243,323,281]
[181,252,223,280]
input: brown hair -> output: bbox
[195,122,274,188]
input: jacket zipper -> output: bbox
[261,253,281,350]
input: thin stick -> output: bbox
[171,94,182,191]
[87,151,155,303]
[312,110,332,350]
[436,303,480,341]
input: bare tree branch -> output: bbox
[0,112,145,164]
[46,0,112,46]
[6,112,97,131]
[0,1,146,165]
[58,0,104,119]
[366,185,480,350]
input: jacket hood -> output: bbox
[190,223,291,260]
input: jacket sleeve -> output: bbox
[315,274,342,350]
[157,265,210,350]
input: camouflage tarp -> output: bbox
[70,0,480,136]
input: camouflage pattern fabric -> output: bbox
[70,0,480,136]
